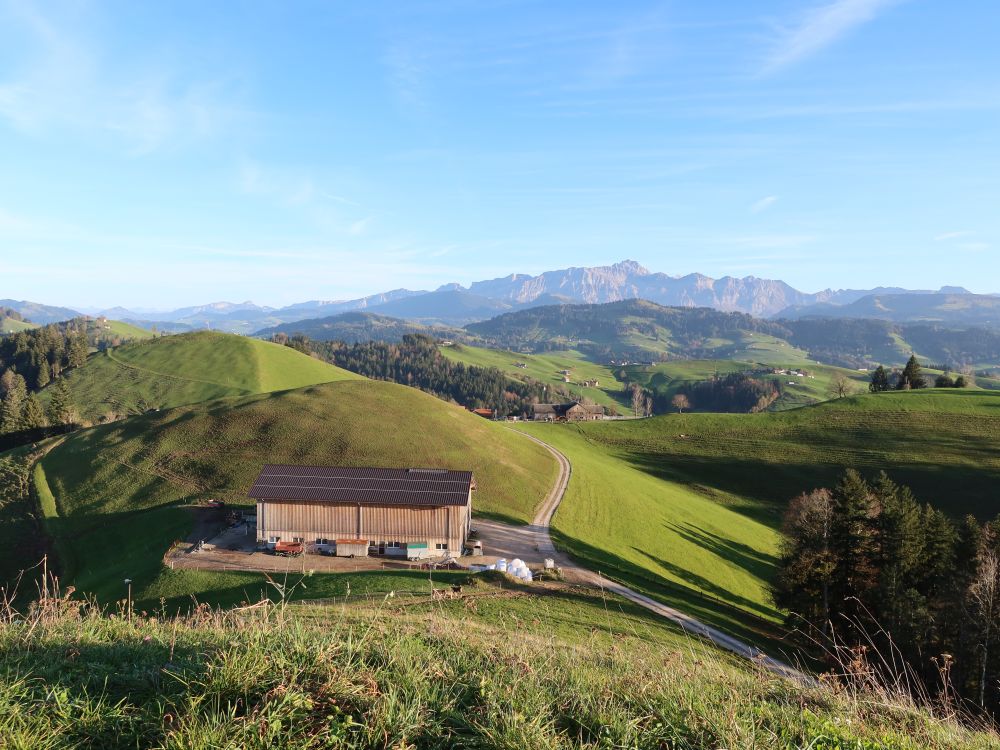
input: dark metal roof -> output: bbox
[248,464,474,507]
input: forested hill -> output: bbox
[306,334,575,417]
[466,299,787,360]
[464,299,1000,370]
[256,311,463,343]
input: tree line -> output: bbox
[869,355,969,393]
[288,334,577,417]
[0,323,87,448]
[775,470,1000,714]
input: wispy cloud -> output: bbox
[934,230,974,241]
[750,195,778,214]
[762,0,902,75]
[0,0,240,153]
[349,216,374,236]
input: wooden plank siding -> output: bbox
[257,491,472,552]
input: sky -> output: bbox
[1,0,999,309]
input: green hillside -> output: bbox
[522,389,1000,645]
[47,331,360,422]
[440,343,629,410]
[35,379,556,601]
[0,316,38,333]
[90,318,155,341]
[625,357,871,411]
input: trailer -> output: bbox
[334,539,369,558]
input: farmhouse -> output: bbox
[532,402,604,421]
[251,464,474,558]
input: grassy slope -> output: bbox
[523,389,1000,647]
[3,582,995,749]
[440,343,628,410]
[93,319,155,340]
[37,379,557,601]
[519,423,783,648]
[48,331,360,422]
[0,316,38,333]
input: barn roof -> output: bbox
[248,464,474,507]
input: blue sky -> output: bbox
[1,0,998,309]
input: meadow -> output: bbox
[49,331,359,422]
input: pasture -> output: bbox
[49,331,360,422]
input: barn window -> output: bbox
[386,541,400,548]
[267,536,279,544]
[435,543,447,550]
[316,538,329,545]
[293,537,304,543]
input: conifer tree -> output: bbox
[869,365,890,393]
[46,377,75,426]
[36,358,50,389]
[21,393,47,429]
[898,355,926,390]
[67,330,89,369]
[829,469,880,622]
[0,372,28,433]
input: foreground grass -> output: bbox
[1,580,996,749]
[37,379,556,601]
[48,331,360,422]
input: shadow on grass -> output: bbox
[138,568,472,614]
[621,451,1000,524]
[665,522,778,582]
[548,526,796,660]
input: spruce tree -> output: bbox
[46,377,74,426]
[869,365,890,393]
[21,393,47,429]
[36,358,50,389]
[829,469,880,625]
[0,372,28,433]
[67,330,88,369]
[898,355,926,390]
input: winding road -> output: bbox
[478,428,811,685]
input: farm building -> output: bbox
[250,464,474,558]
[532,402,604,421]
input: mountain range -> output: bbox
[3,260,993,333]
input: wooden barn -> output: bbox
[250,464,474,558]
[532,402,604,422]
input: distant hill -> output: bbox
[466,299,789,360]
[34,378,556,600]
[0,299,80,324]
[465,299,1000,371]
[781,292,1000,326]
[45,330,360,423]
[254,311,463,342]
